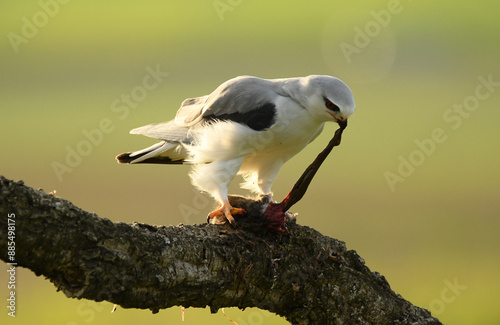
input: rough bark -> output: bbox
[0,176,441,324]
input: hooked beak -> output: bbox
[327,111,348,129]
[337,117,348,129]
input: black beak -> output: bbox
[337,118,348,129]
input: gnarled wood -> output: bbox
[0,176,441,324]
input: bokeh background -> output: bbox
[1,1,499,324]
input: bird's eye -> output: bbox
[324,99,340,112]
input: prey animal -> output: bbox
[116,75,355,226]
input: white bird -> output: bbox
[116,75,355,225]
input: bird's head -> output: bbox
[289,75,355,127]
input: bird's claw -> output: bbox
[207,204,246,228]
[227,207,246,228]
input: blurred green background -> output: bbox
[1,1,499,324]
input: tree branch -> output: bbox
[0,176,441,324]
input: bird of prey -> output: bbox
[116,75,355,225]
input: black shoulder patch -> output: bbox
[203,102,276,131]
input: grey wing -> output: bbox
[173,95,209,126]
[198,76,290,131]
[130,96,214,143]
[133,76,291,140]
[130,120,192,144]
